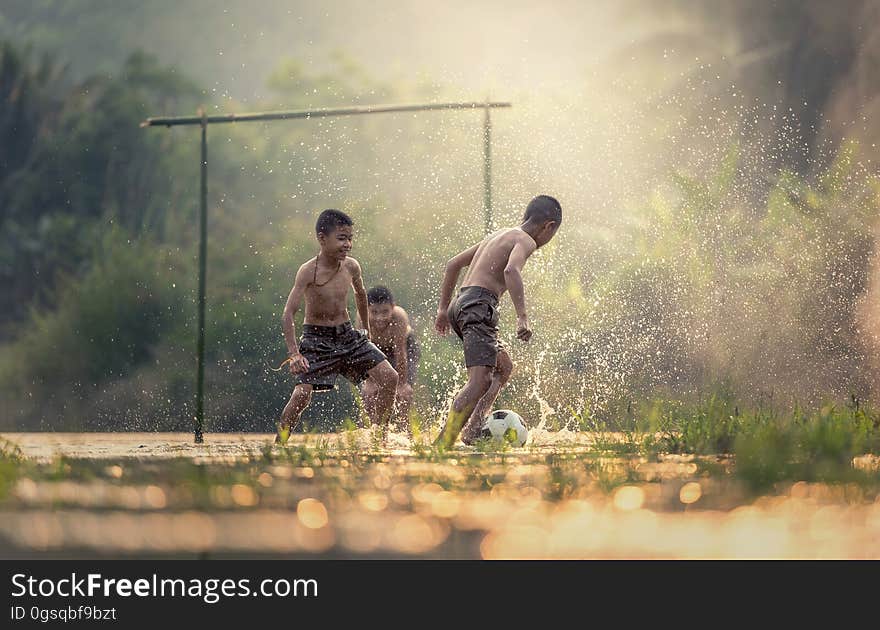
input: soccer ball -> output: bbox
[480,409,529,447]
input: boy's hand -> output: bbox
[434,309,450,336]
[288,352,309,375]
[516,315,532,342]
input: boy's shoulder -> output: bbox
[509,226,537,248]
[393,305,410,322]
[295,256,318,276]
[294,256,360,274]
[343,256,362,273]
[491,226,531,240]
[488,226,535,249]
[474,227,511,248]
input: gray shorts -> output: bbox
[296,322,388,391]
[448,286,504,368]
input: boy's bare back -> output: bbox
[436,197,561,347]
[460,228,537,297]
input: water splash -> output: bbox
[529,348,557,433]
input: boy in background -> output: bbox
[358,286,420,429]
[433,195,562,447]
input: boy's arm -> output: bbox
[435,243,479,335]
[282,264,311,374]
[393,309,409,386]
[504,237,537,342]
[350,259,371,339]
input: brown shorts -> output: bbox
[296,322,388,391]
[447,286,504,368]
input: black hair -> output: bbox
[367,286,394,305]
[315,209,354,235]
[522,195,562,225]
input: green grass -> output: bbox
[558,396,880,493]
[1,399,878,514]
[605,397,880,492]
[0,438,25,500]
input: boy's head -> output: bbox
[522,195,562,247]
[367,285,395,326]
[315,209,354,259]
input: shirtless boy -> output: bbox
[276,209,399,444]
[433,195,562,448]
[357,286,420,428]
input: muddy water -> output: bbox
[1,432,879,559]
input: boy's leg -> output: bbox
[360,376,379,425]
[393,381,413,431]
[276,383,314,445]
[364,360,398,426]
[396,334,418,431]
[433,365,493,448]
[460,348,514,445]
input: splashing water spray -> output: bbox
[528,348,557,445]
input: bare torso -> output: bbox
[302,256,358,325]
[461,228,535,296]
[371,306,412,353]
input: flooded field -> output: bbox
[1,431,879,559]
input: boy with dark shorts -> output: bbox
[276,209,399,445]
[357,286,420,428]
[433,195,562,448]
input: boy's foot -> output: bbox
[370,422,389,446]
[275,424,291,446]
[433,408,471,449]
[459,417,484,446]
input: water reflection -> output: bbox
[0,431,878,558]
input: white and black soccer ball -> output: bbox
[480,409,529,447]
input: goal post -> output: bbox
[142,100,512,442]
